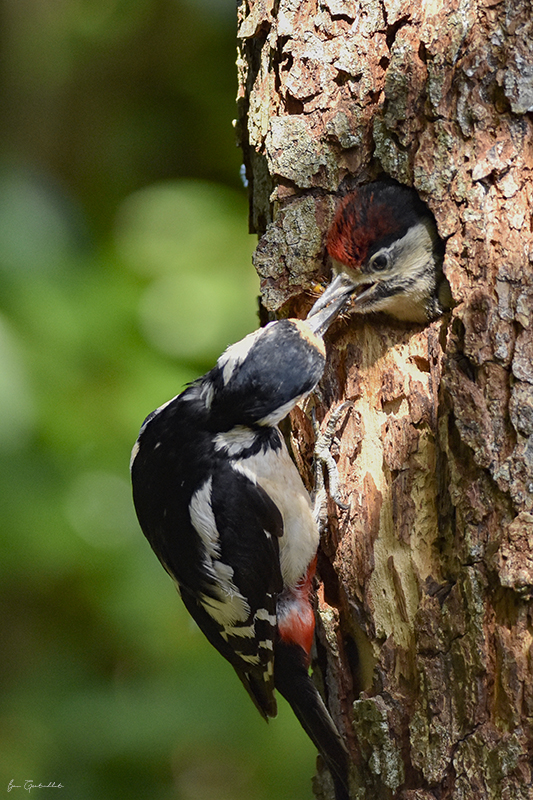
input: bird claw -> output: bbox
[312,401,352,529]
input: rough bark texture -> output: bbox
[236,1,533,798]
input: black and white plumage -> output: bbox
[308,180,452,324]
[131,303,350,800]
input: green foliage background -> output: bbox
[0,1,316,797]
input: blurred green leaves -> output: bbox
[0,166,315,800]
[64,471,139,548]
[1,0,243,232]
[0,1,317,797]
[0,314,36,451]
[0,166,84,275]
[116,180,258,362]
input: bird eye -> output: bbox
[371,253,389,271]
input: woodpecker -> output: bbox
[131,297,350,800]
[308,180,452,324]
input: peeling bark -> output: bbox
[236,0,533,797]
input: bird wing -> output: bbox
[131,397,285,718]
[181,461,285,719]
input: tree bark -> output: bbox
[236,1,533,798]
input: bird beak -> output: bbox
[347,281,382,310]
[305,273,357,335]
[309,270,402,324]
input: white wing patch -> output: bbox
[189,478,219,559]
[223,624,256,638]
[238,653,262,665]
[254,608,277,625]
[189,478,250,625]
[214,426,258,456]
[222,605,277,669]
[199,381,215,410]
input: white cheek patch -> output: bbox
[257,394,307,427]
[388,220,435,282]
[217,327,264,385]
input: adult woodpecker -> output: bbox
[131,297,350,800]
[308,180,452,324]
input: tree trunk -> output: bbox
[236,1,533,798]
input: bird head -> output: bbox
[200,294,347,430]
[308,181,452,324]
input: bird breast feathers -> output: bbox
[232,441,319,590]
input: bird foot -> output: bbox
[312,401,352,531]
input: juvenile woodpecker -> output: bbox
[308,180,452,324]
[131,297,350,800]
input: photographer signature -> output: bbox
[7,781,63,793]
